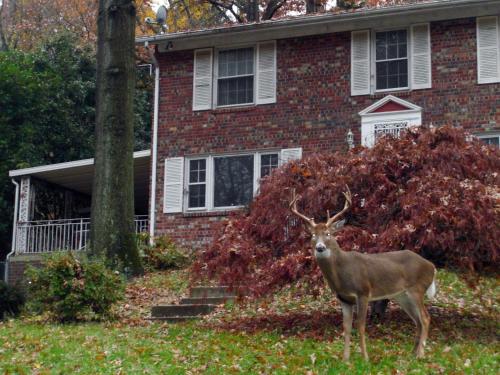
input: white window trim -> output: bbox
[213,45,257,109]
[186,158,208,211]
[184,150,282,212]
[371,27,411,94]
[475,132,500,146]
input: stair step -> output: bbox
[190,286,238,298]
[180,296,234,305]
[151,304,217,318]
[148,316,199,322]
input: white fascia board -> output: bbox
[361,111,422,125]
[9,150,151,177]
[136,0,500,52]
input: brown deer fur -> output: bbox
[290,188,437,361]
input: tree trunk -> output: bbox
[90,0,142,275]
[0,1,9,51]
[306,0,324,14]
[245,0,259,22]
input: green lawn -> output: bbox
[1,270,498,374]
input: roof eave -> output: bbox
[135,0,500,51]
[9,150,151,178]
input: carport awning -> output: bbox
[9,150,151,212]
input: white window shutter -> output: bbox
[193,49,213,110]
[411,23,432,89]
[351,30,371,96]
[477,16,500,84]
[280,148,302,165]
[163,157,184,213]
[256,41,277,104]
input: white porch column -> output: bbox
[16,177,32,253]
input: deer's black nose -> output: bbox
[316,244,326,253]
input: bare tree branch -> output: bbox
[206,0,244,23]
[262,0,287,20]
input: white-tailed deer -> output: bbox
[290,187,436,361]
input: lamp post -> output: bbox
[346,129,354,150]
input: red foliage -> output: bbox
[192,126,500,295]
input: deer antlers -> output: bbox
[290,189,317,227]
[326,186,352,227]
[290,186,352,228]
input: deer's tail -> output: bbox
[426,268,437,299]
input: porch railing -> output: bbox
[15,215,149,254]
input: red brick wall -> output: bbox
[153,17,500,250]
[7,257,42,285]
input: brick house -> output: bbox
[5,0,500,283]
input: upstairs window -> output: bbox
[375,30,408,90]
[193,42,276,110]
[351,24,431,96]
[217,48,255,106]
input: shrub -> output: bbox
[26,252,124,322]
[192,126,500,296]
[0,281,26,319]
[142,236,191,270]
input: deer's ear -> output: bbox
[332,219,346,231]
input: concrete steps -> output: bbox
[150,285,238,322]
[179,296,233,305]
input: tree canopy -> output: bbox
[0,34,151,260]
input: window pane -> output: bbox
[189,184,206,208]
[376,59,407,90]
[375,33,387,60]
[218,48,253,78]
[398,60,408,88]
[260,154,279,177]
[387,43,398,59]
[189,159,206,183]
[376,62,388,90]
[188,159,206,208]
[218,76,254,106]
[214,155,254,207]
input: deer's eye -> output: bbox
[311,234,316,238]
[326,233,331,237]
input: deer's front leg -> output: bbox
[341,302,353,362]
[356,296,369,361]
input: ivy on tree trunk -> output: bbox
[90,0,142,275]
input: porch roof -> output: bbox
[9,150,151,210]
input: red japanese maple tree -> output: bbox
[192,126,500,295]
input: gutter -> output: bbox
[5,179,19,283]
[146,41,160,244]
[135,0,498,46]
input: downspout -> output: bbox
[5,179,20,283]
[146,41,160,244]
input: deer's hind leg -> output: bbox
[395,291,429,358]
[409,290,430,358]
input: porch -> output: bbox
[8,150,151,256]
[14,216,149,254]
